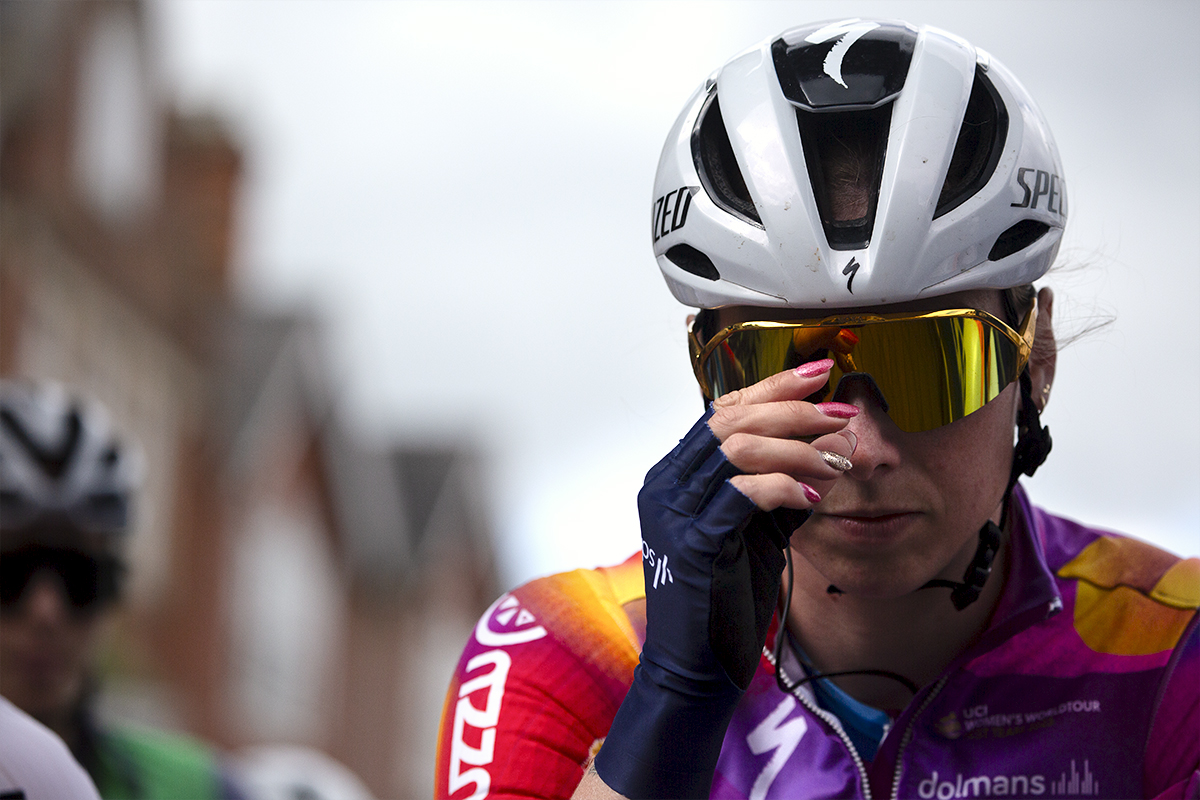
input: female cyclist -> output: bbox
[436,20,1198,800]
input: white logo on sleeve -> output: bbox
[474,593,547,647]
[447,594,547,799]
[804,19,880,88]
[448,650,511,800]
[747,696,807,800]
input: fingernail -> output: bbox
[819,450,853,471]
[798,481,822,503]
[795,358,834,378]
[837,429,858,455]
[815,402,859,419]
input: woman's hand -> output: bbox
[592,360,857,799]
[710,359,859,511]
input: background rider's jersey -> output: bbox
[0,696,102,800]
[435,487,1199,799]
[85,722,232,800]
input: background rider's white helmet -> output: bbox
[652,19,1066,310]
[0,380,138,541]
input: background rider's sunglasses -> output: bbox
[0,545,124,614]
[688,305,1036,433]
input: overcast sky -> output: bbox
[151,0,1199,588]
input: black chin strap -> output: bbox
[921,520,1003,610]
[918,370,1052,610]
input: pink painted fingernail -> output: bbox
[837,430,858,455]
[795,358,834,378]
[815,402,859,419]
[798,482,822,504]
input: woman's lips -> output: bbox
[816,510,921,539]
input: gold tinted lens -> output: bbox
[700,326,836,402]
[698,315,1024,432]
[842,316,1022,432]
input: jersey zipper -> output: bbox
[764,647,873,799]
[889,675,949,800]
[881,598,1060,798]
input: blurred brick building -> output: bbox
[0,2,496,796]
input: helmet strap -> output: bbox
[1012,368,1053,481]
[921,370,1052,609]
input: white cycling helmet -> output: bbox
[234,746,377,800]
[0,381,138,540]
[652,19,1066,309]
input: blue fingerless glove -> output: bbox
[594,409,801,799]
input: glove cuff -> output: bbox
[594,660,742,799]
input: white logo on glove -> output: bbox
[804,19,880,89]
[641,542,674,589]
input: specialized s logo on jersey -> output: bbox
[746,696,807,800]
[447,594,547,800]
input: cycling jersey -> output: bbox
[72,709,242,800]
[0,695,102,800]
[87,724,228,800]
[435,486,1199,799]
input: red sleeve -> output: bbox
[435,561,644,800]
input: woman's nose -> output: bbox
[20,571,73,624]
[832,382,903,481]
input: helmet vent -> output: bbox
[989,220,1050,261]
[692,92,762,228]
[0,406,82,480]
[666,244,720,281]
[771,22,917,110]
[934,66,1008,219]
[795,103,891,251]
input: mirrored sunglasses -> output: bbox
[688,304,1036,433]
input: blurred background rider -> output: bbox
[0,380,245,800]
